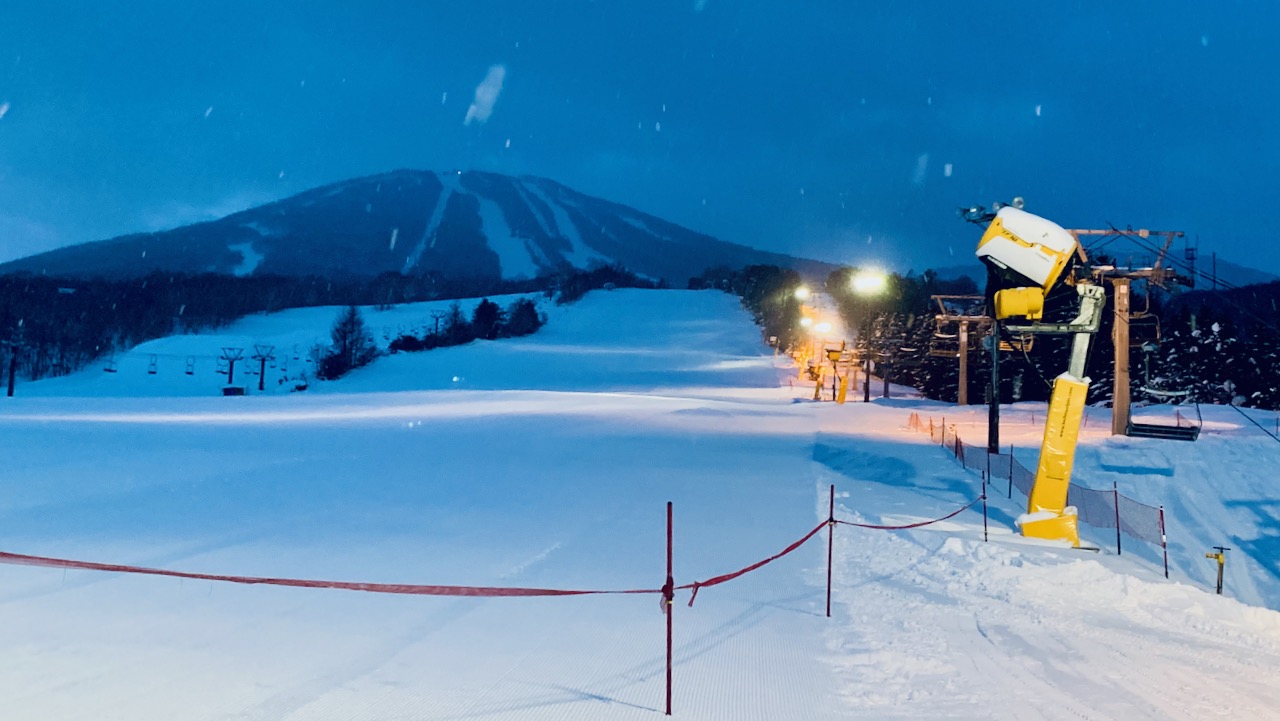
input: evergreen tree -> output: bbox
[502,298,544,337]
[318,305,378,379]
[443,302,474,345]
[471,298,505,340]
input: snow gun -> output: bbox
[973,203,1105,547]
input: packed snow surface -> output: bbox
[2,289,1279,720]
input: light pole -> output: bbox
[794,286,814,373]
[811,320,832,400]
[850,270,888,402]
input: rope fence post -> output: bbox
[1113,482,1122,556]
[1160,505,1169,579]
[826,484,835,618]
[664,501,674,717]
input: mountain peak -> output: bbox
[0,170,833,284]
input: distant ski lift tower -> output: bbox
[252,345,276,392]
[220,347,245,386]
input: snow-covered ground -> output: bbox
[1,289,1278,720]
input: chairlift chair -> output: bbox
[929,331,960,358]
[1129,314,1161,347]
[1128,386,1202,441]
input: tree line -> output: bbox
[0,262,656,385]
[706,264,1280,411]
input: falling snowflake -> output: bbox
[464,65,506,125]
[1035,104,1042,117]
[912,153,929,185]
[204,106,213,118]
[944,163,954,177]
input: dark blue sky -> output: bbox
[1,1,1274,275]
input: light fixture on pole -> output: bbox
[850,270,888,402]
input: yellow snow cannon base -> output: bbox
[1018,509,1081,547]
[1022,374,1089,547]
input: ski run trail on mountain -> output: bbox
[2,289,1279,720]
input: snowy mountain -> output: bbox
[0,170,835,284]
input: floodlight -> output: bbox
[851,270,888,296]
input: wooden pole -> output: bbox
[958,321,969,405]
[1112,279,1131,436]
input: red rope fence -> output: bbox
[683,521,827,606]
[0,485,988,717]
[0,550,662,598]
[835,495,983,531]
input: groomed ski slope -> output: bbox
[1,289,1278,720]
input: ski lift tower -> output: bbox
[1067,227,1192,436]
[929,295,992,407]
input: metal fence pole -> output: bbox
[1160,506,1169,579]
[665,502,673,716]
[982,491,989,542]
[1007,445,1014,499]
[826,484,835,618]
[1113,482,1122,556]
